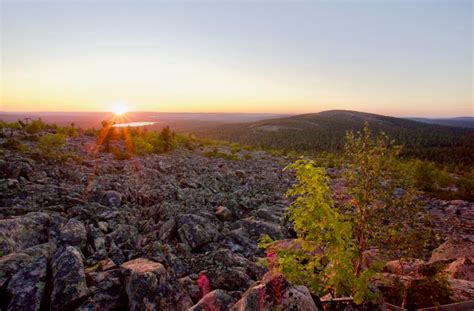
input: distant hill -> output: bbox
[193,110,474,166]
[409,117,474,128]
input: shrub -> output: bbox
[1,138,27,152]
[176,134,196,151]
[203,148,240,161]
[25,119,47,134]
[0,121,21,130]
[38,133,66,159]
[84,128,99,137]
[57,123,78,137]
[456,170,474,201]
[262,124,432,304]
[132,136,153,155]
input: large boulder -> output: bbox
[189,289,236,311]
[430,238,474,262]
[177,214,219,250]
[6,257,48,311]
[0,212,50,256]
[58,218,87,250]
[0,243,56,288]
[231,272,318,311]
[121,258,192,311]
[0,252,33,288]
[50,246,89,310]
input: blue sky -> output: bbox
[1,0,472,117]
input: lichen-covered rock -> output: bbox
[189,289,236,311]
[231,272,318,311]
[50,246,89,310]
[177,214,218,250]
[0,212,50,256]
[83,269,127,310]
[99,190,122,207]
[6,257,47,311]
[59,218,87,250]
[0,252,33,288]
[121,258,192,311]
[0,242,56,289]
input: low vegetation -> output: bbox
[261,124,433,304]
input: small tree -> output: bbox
[344,125,431,272]
[263,124,432,303]
[160,126,175,152]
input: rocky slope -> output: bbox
[0,130,321,310]
[0,129,473,310]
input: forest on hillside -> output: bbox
[193,111,474,167]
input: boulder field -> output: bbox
[0,131,472,310]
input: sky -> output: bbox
[0,0,472,117]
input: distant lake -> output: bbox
[112,122,156,128]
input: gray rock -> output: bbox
[121,258,192,311]
[236,217,285,240]
[6,257,48,311]
[50,246,89,310]
[0,252,34,288]
[88,225,106,253]
[177,214,219,250]
[0,212,50,256]
[59,218,87,250]
[215,206,233,221]
[159,218,177,242]
[83,269,127,310]
[100,190,122,207]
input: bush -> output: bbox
[203,148,240,161]
[38,133,66,159]
[84,128,99,137]
[132,136,153,155]
[262,124,432,304]
[456,170,474,201]
[0,121,21,130]
[57,123,78,137]
[1,138,27,152]
[412,160,439,191]
[25,119,47,134]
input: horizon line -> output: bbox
[1,110,473,119]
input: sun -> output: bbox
[111,103,128,116]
